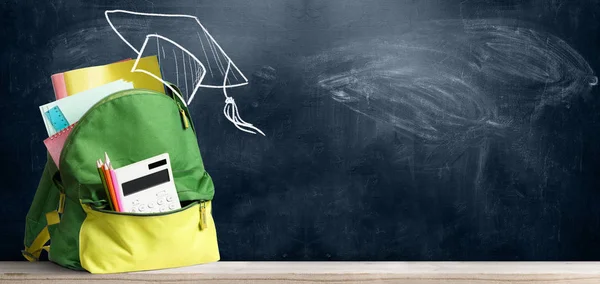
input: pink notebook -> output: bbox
[43,123,76,168]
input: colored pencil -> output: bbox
[97,159,114,211]
[102,155,119,212]
[108,164,123,212]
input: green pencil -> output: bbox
[97,159,114,210]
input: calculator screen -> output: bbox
[121,169,170,196]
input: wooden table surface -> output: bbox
[2,261,600,283]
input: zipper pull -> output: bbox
[177,102,190,129]
[199,202,207,230]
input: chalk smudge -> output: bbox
[305,20,596,146]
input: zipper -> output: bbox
[199,201,207,230]
[167,82,193,131]
[177,102,190,129]
[87,200,208,231]
[88,200,205,217]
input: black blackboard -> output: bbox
[2,0,600,261]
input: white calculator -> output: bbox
[114,153,181,213]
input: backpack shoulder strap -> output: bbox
[23,155,65,261]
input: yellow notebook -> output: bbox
[52,56,164,99]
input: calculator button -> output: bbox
[169,203,177,210]
[148,202,155,208]
[132,199,140,205]
[166,196,173,202]
[139,205,147,211]
[157,199,165,205]
[160,207,167,212]
[132,207,138,212]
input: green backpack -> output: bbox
[22,86,220,273]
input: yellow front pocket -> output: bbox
[79,201,219,274]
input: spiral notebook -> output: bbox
[43,123,76,168]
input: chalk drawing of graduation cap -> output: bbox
[105,9,264,135]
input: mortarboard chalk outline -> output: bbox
[105,9,265,135]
